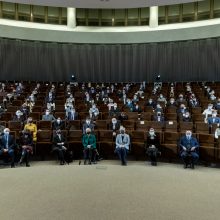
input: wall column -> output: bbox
[67,8,76,28]
[149,6,158,28]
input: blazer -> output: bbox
[207,117,220,125]
[82,123,95,134]
[115,133,130,150]
[42,114,56,121]
[109,122,121,131]
[179,135,199,154]
[52,134,66,149]
[0,134,15,150]
[53,121,65,130]
[82,134,96,149]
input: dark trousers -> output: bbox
[115,147,127,164]
[180,151,199,165]
[147,148,159,162]
[53,147,65,162]
[0,149,15,165]
[20,149,31,165]
[83,148,97,162]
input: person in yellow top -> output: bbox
[24,117,37,142]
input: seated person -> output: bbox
[202,104,214,120]
[109,117,121,137]
[0,105,5,116]
[53,117,65,130]
[166,98,177,107]
[82,128,97,165]
[214,123,220,139]
[157,94,167,105]
[214,98,220,110]
[46,101,56,112]
[0,123,5,135]
[207,111,220,125]
[0,128,16,168]
[182,111,192,122]
[66,107,78,120]
[19,129,33,167]
[13,110,25,123]
[52,129,67,165]
[115,126,130,166]
[24,117,37,142]
[153,111,165,122]
[179,130,199,169]
[118,112,128,123]
[109,103,120,117]
[132,103,142,113]
[145,128,160,166]
[89,104,99,120]
[145,98,156,108]
[42,109,56,122]
[177,104,188,116]
[82,117,95,135]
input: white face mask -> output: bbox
[57,120,61,123]
[46,112,50,115]
[4,131,9,135]
[112,120,117,124]
[86,120,90,124]
[186,134,191,139]
[149,131,155,136]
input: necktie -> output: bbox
[121,135,124,142]
[5,135,8,149]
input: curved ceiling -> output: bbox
[2,0,201,9]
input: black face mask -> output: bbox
[87,132,91,135]
[121,131,125,134]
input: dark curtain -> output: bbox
[0,38,220,82]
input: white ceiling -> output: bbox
[1,0,202,8]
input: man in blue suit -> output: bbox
[179,130,199,169]
[207,112,220,125]
[0,128,16,168]
[115,126,130,166]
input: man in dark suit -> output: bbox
[52,129,67,165]
[207,112,220,125]
[82,117,95,134]
[153,112,165,122]
[179,130,199,169]
[53,117,65,130]
[109,117,121,137]
[0,128,16,167]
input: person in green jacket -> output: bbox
[82,128,97,165]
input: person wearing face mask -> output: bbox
[145,98,156,108]
[82,117,95,134]
[176,94,186,105]
[145,128,160,166]
[214,98,220,110]
[13,110,25,123]
[153,111,165,122]
[42,110,56,122]
[0,128,16,168]
[126,99,134,111]
[179,130,199,169]
[52,129,67,165]
[167,98,177,107]
[157,94,167,105]
[82,128,97,165]
[202,104,214,120]
[182,111,192,122]
[24,117,37,142]
[118,112,128,123]
[207,111,220,125]
[0,104,5,116]
[19,129,33,167]
[20,103,30,120]
[132,103,142,113]
[109,103,120,117]
[53,117,65,130]
[66,107,78,121]
[115,126,130,166]
[89,104,99,120]
[109,117,121,137]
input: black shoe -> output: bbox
[19,161,23,166]
[191,163,194,169]
[184,163,187,169]
[122,162,127,166]
[60,161,64,165]
[11,164,15,168]
[84,160,87,165]
[26,163,30,167]
[79,161,81,165]
[88,161,92,165]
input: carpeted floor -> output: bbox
[0,160,220,220]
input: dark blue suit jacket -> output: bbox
[207,117,220,125]
[0,134,15,150]
[179,135,199,154]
